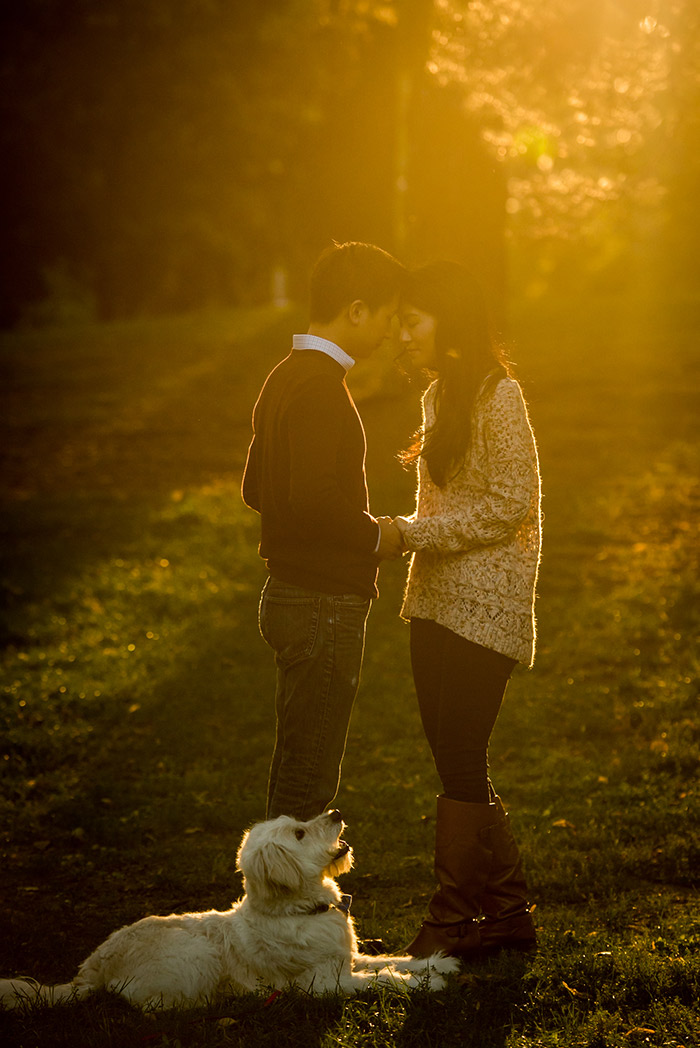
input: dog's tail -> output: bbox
[0,977,90,1009]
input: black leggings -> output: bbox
[410,618,516,804]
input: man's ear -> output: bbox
[348,299,368,325]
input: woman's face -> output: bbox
[399,303,438,371]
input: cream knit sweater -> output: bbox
[400,375,542,666]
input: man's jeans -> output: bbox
[259,576,371,821]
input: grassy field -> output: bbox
[0,296,698,1047]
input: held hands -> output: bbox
[376,516,404,561]
[392,516,411,542]
[376,515,414,560]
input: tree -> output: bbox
[427,0,699,295]
[0,0,328,320]
[0,0,511,321]
[2,0,693,323]
[310,0,509,304]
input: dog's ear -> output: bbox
[238,835,304,895]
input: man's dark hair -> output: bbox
[309,241,404,323]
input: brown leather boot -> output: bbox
[477,795,537,951]
[406,795,499,958]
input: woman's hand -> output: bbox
[392,516,412,550]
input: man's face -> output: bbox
[352,296,399,359]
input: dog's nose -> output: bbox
[327,809,343,823]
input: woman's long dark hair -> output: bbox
[400,261,512,488]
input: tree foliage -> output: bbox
[429,0,699,289]
[0,0,694,324]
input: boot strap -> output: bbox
[443,920,478,940]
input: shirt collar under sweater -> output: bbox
[292,333,355,372]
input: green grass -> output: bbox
[0,296,698,1046]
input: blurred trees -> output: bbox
[0,0,696,325]
[431,0,700,300]
[0,0,506,322]
[1,0,320,321]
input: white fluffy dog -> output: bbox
[0,810,457,1009]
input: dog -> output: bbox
[0,810,458,1009]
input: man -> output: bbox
[242,241,405,820]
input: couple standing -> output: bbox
[241,241,542,959]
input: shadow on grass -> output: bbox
[0,958,533,1048]
[0,990,345,1048]
[395,954,532,1048]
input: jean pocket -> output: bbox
[259,593,321,666]
[336,592,371,608]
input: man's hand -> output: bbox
[376,516,404,560]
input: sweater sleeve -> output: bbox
[403,380,539,553]
[286,375,380,554]
[241,432,260,512]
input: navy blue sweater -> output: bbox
[242,349,380,598]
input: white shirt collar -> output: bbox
[293,333,355,371]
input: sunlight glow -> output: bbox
[426,0,676,238]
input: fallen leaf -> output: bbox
[562,981,588,998]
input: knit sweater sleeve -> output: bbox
[287,374,379,553]
[403,379,539,553]
[241,432,260,512]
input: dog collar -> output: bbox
[307,894,352,917]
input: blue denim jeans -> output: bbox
[259,576,371,820]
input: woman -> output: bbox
[393,262,542,958]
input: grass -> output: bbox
[0,294,698,1046]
